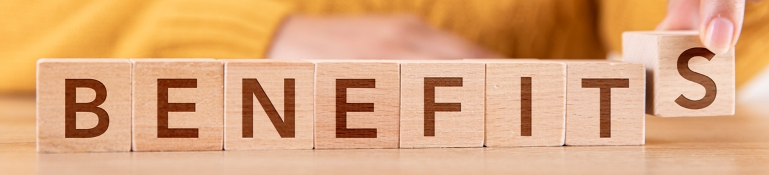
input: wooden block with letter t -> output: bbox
[399,60,485,148]
[131,59,224,151]
[36,59,132,153]
[623,31,735,117]
[314,60,400,149]
[223,59,314,150]
[564,61,645,146]
[482,60,566,147]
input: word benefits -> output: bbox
[36,31,734,153]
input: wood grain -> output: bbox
[399,60,485,148]
[483,60,566,147]
[314,61,400,149]
[5,94,769,174]
[623,31,735,117]
[564,61,645,146]
[36,59,132,153]
[223,59,314,150]
[131,59,224,151]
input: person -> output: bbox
[0,0,766,93]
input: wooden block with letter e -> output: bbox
[314,60,400,149]
[223,59,314,150]
[132,59,224,151]
[482,60,566,147]
[37,59,132,153]
[623,31,735,117]
[399,60,485,148]
[564,61,645,146]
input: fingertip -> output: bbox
[704,17,735,54]
[656,18,672,31]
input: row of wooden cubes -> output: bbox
[37,58,646,153]
[36,32,736,153]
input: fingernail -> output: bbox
[705,17,734,54]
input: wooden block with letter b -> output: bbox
[623,31,735,117]
[399,60,485,148]
[37,59,132,153]
[131,59,224,151]
[564,61,645,146]
[224,59,314,150]
[483,60,565,147]
[314,60,400,149]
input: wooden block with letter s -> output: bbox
[37,58,132,153]
[564,60,645,146]
[399,60,485,148]
[314,60,400,149]
[223,59,314,150]
[131,59,224,151]
[623,31,735,117]
[482,59,566,147]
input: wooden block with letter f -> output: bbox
[399,60,485,148]
[564,61,645,146]
[314,60,400,149]
[623,31,735,117]
[224,59,314,150]
[37,59,132,153]
[132,59,223,151]
[482,60,566,147]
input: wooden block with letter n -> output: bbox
[399,61,485,148]
[224,59,314,150]
[483,60,566,147]
[314,61,400,149]
[37,59,132,153]
[623,31,735,117]
[564,61,645,146]
[132,59,224,151]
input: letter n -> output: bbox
[242,78,296,138]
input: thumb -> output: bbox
[699,0,745,54]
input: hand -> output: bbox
[267,15,499,60]
[656,0,746,54]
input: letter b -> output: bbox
[64,79,110,138]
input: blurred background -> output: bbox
[0,0,767,102]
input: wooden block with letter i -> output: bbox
[483,60,565,147]
[564,61,645,146]
[314,60,400,149]
[132,59,224,151]
[37,59,132,153]
[623,31,735,117]
[224,59,314,150]
[399,60,485,148]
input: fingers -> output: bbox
[402,22,499,59]
[699,0,745,54]
[267,15,500,60]
[657,0,700,30]
[656,0,745,54]
[411,30,498,59]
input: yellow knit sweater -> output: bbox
[1,0,767,93]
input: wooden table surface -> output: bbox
[1,95,768,174]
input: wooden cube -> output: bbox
[399,61,485,148]
[131,59,224,151]
[564,61,645,146]
[36,59,133,153]
[223,59,314,150]
[483,60,566,147]
[623,31,735,117]
[314,61,400,149]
